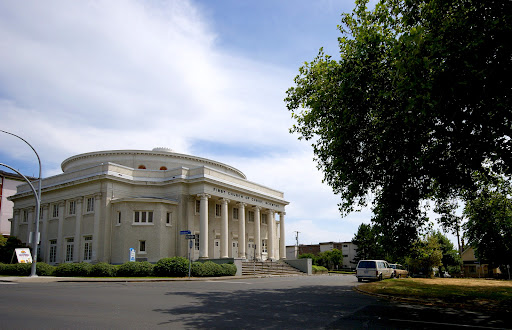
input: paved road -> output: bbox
[0,275,509,329]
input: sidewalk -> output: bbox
[0,274,291,283]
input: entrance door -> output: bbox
[232,241,239,258]
[247,241,255,260]
[214,239,220,259]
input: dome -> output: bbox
[152,147,174,152]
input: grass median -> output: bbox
[358,278,512,311]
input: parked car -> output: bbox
[389,264,409,278]
[356,260,394,282]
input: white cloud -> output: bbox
[0,0,370,246]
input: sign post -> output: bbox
[15,248,33,263]
[181,231,194,278]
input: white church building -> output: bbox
[9,148,289,265]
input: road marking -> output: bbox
[389,318,508,329]
[0,282,18,285]
[205,281,253,284]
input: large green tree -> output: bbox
[286,0,512,259]
[351,223,384,262]
[463,177,512,271]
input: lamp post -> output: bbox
[1,130,42,277]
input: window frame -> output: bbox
[133,211,154,225]
[65,237,74,262]
[139,240,146,254]
[215,204,222,218]
[68,200,76,216]
[233,207,239,220]
[248,211,255,223]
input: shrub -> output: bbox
[90,262,118,277]
[220,263,237,276]
[55,262,92,277]
[312,265,328,274]
[191,262,204,277]
[0,263,31,276]
[36,262,55,276]
[153,257,189,277]
[117,261,154,277]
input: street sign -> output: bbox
[129,248,136,262]
[180,230,191,235]
[186,234,196,240]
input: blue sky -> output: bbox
[0,0,384,246]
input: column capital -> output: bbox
[279,211,286,216]
[236,202,246,208]
[267,209,274,215]
[197,193,211,199]
[220,198,230,204]
[188,196,197,202]
[252,206,261,211]
[41,203,49,209]
[94,193,102,200]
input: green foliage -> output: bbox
[191,261,236,277]
[286,0,512,261]
[0,262,31,276]
[0,237,27,263]
[407,234,443,277]
[153,257,189,277]
[352,223,385,262]
[316,249,343,271]
[312,265,328,273]
[431,231,461,274]
[54,262,92,277]
[117,261,154,277]
[36,262,55,276]
[90,262,118,277]
[464,177,512,270]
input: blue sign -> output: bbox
[180,230,191,235]
[129,248,136,262]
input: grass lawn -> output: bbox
[358,278,512,311]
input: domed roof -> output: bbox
[61,149,246,179]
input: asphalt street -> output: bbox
[0,275,509,329]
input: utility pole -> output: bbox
[294,231,300,258]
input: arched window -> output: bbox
[160,166,167,170]
[138,165,146,169]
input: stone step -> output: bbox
[241,261,305,276]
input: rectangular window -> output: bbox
[195,200,201,214]
[166,212,172,225]
[195,234,200,251]
[86,197,94,213]
[22,210,29,223]
[117,212,121,225]
[248,211,255,223]
[134,211,154,224]
[139,240,146,253]
[68,201,76,215]
[66,238,74,262]
[261,213,268,225]
[49,239,57,263]
[233,208,239,220]
[52,204,59,218]
[83,236,92,261]
[215,204,221,217]
[262,239,268,253]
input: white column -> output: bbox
[220,198,229,259]
[279,212,286,259]
[40,204,48,262]
[268,210,275,260]
[237,202,246,259]
[187,197,195,232]
[92,194,101,262]
[26,207,34,244]
[74,199,82,262]
[254,206,261,260]
[56,202,65,263]
[198,193,210,259]
[12,209,19,238]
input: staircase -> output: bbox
[241,260,305,276]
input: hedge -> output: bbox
[55,262,92,277]
[0,259,236,278]
[117,261,154,277]
[153,257,189,277]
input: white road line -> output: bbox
[389,318,508,329]
[205,281,253,284]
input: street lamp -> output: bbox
[1,130,42,277]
